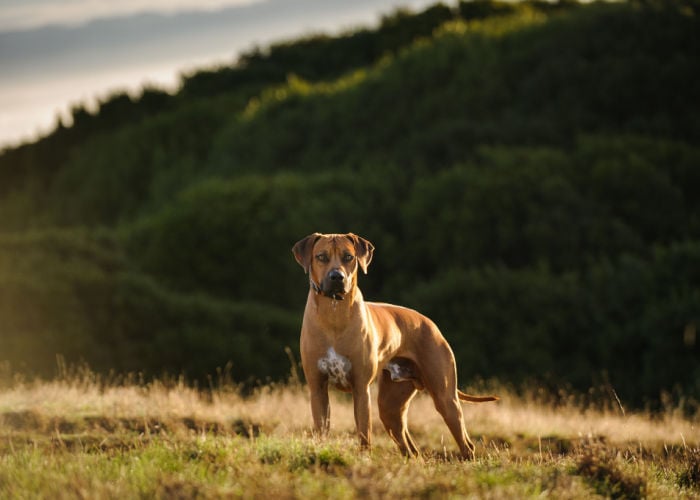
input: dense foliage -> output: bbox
[0,0,698,406]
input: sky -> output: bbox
[0,0,256,31]
[0,0,442,149]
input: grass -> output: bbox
[0,368,698,499]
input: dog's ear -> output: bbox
[347,233,375,274]
[292,233,322,274]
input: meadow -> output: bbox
[0,366,698,499]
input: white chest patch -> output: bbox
[317,347,352,389]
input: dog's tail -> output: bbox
[458,390,499,403]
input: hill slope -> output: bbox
[0,0,698,406]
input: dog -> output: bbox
[292,232,497,459]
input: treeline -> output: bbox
[0,0,698,406]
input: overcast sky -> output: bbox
[0,0,257,31]
[0,0,443,148]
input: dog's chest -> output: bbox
[317,347,352,389]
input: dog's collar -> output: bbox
[310,278,345,301]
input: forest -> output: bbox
[0,0,698,408]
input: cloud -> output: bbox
[0,0,258,31]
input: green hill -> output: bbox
[1,0,698,406]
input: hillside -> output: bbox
[0,0,699,407]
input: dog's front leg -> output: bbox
[352,385,372,450]
[308,377,330,435]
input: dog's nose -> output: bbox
[328,269,345,282]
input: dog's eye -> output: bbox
[342,253,354,263]
[316,253,329,263]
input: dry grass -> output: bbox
[0,368,698,498]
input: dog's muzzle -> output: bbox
[311,269,347,300]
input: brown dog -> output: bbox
[292,232,497,459]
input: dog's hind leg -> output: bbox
[431,393,475,460]
[423,365,475,459]
[378,370,419,457]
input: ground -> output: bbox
[0,370,698,498]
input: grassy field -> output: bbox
[0,367,698,499]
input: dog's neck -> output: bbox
[307,285,363,332]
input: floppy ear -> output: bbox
[292,233,321,274]
[347,233,375,274]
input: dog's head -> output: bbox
[292,233,374,300]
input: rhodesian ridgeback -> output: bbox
[292,232,497,459]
